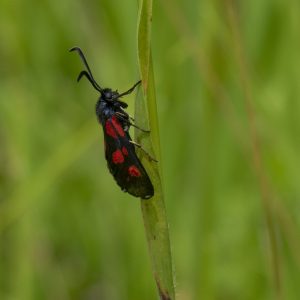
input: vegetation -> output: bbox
[0,0,300,299]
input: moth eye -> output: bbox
[105,91,112,99]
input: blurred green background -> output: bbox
[1,0,300,299]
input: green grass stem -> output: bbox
[135,1,176,299]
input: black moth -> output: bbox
[70,47,154,199]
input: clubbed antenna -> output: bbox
[69,46,103,93]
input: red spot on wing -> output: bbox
[112,149,124,164]
[111,116,125,137]
[122,146,128,156]
[105,120,117,139]
[128,165,141,177]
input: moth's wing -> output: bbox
[103,118,154,199]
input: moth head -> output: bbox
[102,88,120,102]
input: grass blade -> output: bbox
[136,0,175,299]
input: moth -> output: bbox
[70,47,154,199]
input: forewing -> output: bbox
[103,118,154,199]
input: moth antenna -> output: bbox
[77,71,103,93]
[118,80,141,98]
[69,46,103,92]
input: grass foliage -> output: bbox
[1,0,300,299]
[136,0,175,299]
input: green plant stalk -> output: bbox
[136,0,175,299]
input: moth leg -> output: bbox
[130,123,150,133]
[119,113,137,122]
[116,112,149,132]
[115,111,129,119]
[130,141,158,162]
